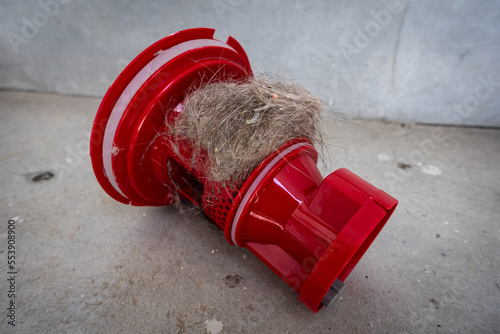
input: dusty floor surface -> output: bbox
[0,91,499,333]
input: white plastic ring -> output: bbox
[102,39,237,199]
[231,142,313,246]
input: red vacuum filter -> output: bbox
[90,28,398,312]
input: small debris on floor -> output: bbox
[224,274,243,288]
[397,162,411,170]
[31,171,55,182]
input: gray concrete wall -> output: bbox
[1,0,499,126]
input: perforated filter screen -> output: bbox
[202,182,239,230]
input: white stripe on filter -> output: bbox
[102,39,237,199]
[231,142,312,246]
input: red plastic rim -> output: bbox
[221,138,315,245]
[90,28,252,205]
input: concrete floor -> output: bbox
[0,91,499,333]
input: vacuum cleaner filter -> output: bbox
[90,28,398,312]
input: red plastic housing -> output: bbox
[90,28,398,313]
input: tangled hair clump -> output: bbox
[167,74,326,183]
